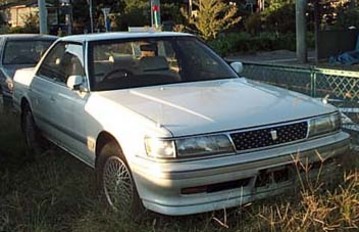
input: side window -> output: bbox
[177,40,227,80]
[37,42,84,84]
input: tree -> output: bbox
[109,0,150,30]
[22,12,39,33]
[186,0,241,40]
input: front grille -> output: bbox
[230,121,308,151]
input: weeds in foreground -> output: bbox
[231,153,359,232]
[250,170,358,232]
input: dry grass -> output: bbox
[249,169,359,232]
[0,109,358,232]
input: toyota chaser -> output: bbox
[12,32,350,216]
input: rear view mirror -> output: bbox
[67,75,83,90]
[230,62,243,74]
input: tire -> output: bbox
[22,106,45,156]
[96,141,144,217]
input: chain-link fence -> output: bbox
[241,62,359,145]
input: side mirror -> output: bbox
[230,62,243,74]
[66,75,83,90]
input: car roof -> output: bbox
[0,34,58,40]
[59,32,194,43]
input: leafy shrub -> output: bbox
[306,31,315,49]
[208,32,251,56]
[8,26,26,33]
[335,7,359,29]
[0,26,9,34]
[244,13,262,35]
[113,7,151,30]
[185,0,241,41]
[161,3,186,25]
[7,13,39,34]
[209,32,299,56]
[262,3,296,34]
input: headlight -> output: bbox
[176,135,234,157]
[308,112,341,138]
[145,137,176,159]
[145,134,235,159]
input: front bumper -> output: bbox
[131,131,350,216]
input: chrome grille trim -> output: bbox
[230,121,308,152]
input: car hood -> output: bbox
[95,78,337,137]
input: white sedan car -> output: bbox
[13,32,349,216]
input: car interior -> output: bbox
[92,42,181,91]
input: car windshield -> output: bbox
[3,40,54,65]
[89,36,238,91]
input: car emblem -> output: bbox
[270,130,278,141]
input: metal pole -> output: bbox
[38,0,47,34]
[296,0,307,63]
[314,0,319,63]
[150,0,153,27]
[151,0,161,29]
[101,8,111,32]
[87,0,93,33]
[65,5,72,35]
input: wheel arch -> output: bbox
[95,130,144,214]
[20,97,30,110]
[20,97,31,131]
[95,131,124,167]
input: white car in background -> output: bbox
[13,32,349,216]
[0,34,57,107]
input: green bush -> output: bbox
[0,26,9,34]
[244,13,262,35]
[306,31,315,49]
[243,3,296,35]
[8,26,26,33]
[262,3,296,34]
[208,32,251,56]
[209,32,298,56]
[335,7,359,29]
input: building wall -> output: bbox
[9,6,38,27]
[7,5,58,28]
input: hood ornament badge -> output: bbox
[270,130,278,141]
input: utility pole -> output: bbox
[102,8,111,32]
[314,0,319,63]
[65,3,72,35]
[296,0,307,63]
[87,0,94,33]
[38,0,47,34]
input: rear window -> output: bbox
[3,39,55,65]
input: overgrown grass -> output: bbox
[0,109,358,232]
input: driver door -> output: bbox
[34,42,90,162]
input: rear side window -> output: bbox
[3,40,54,65]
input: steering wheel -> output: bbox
[102,68,133,82]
